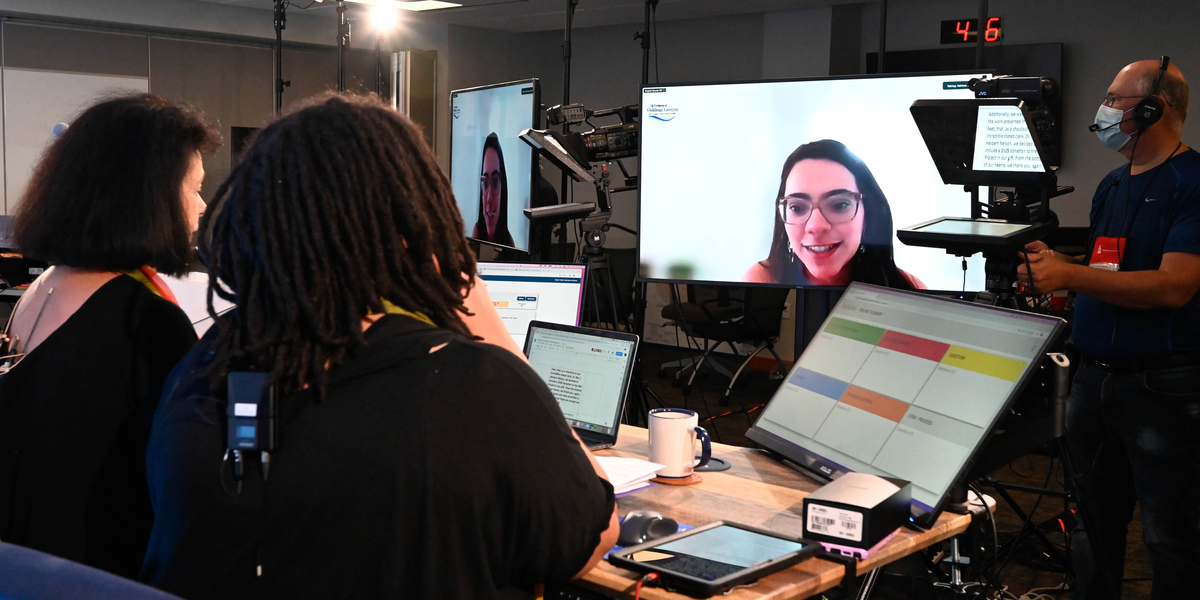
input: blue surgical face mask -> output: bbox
[1094,104,1133,151]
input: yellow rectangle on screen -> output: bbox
[941,346,1025,381]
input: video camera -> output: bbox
[544,103,640,165]
[520,103,641,250]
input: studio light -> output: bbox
[370,2,400,31]
[316,0,462,11]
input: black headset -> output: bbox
[1132,56,1171,130]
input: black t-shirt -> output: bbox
[142,315,615,600]
[0,275,197,577]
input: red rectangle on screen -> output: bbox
[878,330,949,362]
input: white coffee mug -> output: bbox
[648,408,712,478]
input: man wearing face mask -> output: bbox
[1017,58,1200,600]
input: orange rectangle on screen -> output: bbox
[878,330,950,362]
[840,386,910,423]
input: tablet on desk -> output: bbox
[607,521,820,597]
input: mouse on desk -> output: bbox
[618,510,679,547]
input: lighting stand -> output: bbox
[635,0,659,84]
[553,0,579,254]
[620,0,668,428]
[336,1,350,92]
[273,0,291,115]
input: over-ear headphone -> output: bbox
[1133,56,1171,130]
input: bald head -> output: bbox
[1119,59,1189,123]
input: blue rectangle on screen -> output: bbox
[788,368,849,400]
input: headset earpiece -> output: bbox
[1134,56,1170,130]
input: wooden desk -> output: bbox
[579,427,972,599]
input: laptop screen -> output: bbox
[747,282,1064,526]
[477,262,586,348]
[523,321,638,439]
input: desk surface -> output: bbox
[582,427,972,599]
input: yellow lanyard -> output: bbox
[380,299,435,327]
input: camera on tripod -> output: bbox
[897,76,1072,301]
[520,102,640,250]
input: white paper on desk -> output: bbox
[596,456,664,494]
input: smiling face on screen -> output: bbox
[779,158,864,286]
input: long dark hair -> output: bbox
[15,93,219,275]
[471,132,513,246]
[201,92,476,395]
[763,139,913,289]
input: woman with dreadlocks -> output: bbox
[141,93,618,599]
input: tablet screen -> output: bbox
[648,524,806,568]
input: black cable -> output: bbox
[289,0,320,8]
[969,484,1001,593]
[987,455,1058,586]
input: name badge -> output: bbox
[1089,236,1125,271]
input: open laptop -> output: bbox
[523,320,639,450]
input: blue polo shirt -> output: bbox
[1073,148,1200,361]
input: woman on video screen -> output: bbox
[472,132,515,247]
[743,139,923,289]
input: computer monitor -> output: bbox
[746,282,1065,528]
[638,71,989,291]
[476,262,586,348]
[450,79,540,253]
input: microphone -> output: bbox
[1089,117,1136,133]
[51,122,69,140]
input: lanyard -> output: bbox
[380,298,435,326]
[122,266,180,305]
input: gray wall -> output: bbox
[0,3,439,210]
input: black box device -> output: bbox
[803,473,911,559]
[226,372,276,452]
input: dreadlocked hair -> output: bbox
[200,92,476,397]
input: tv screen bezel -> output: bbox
[449,78,541,253]
[635,70,994,292]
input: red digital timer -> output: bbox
[939,17,1002,45]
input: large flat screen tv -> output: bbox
[746,282,1065,528]
[638,72,989,291]
[450,79,540,252]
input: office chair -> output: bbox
[683,286,790,403]
[0,542,184,600]
[659,284,743,386]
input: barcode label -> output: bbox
[806,504,864,543]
